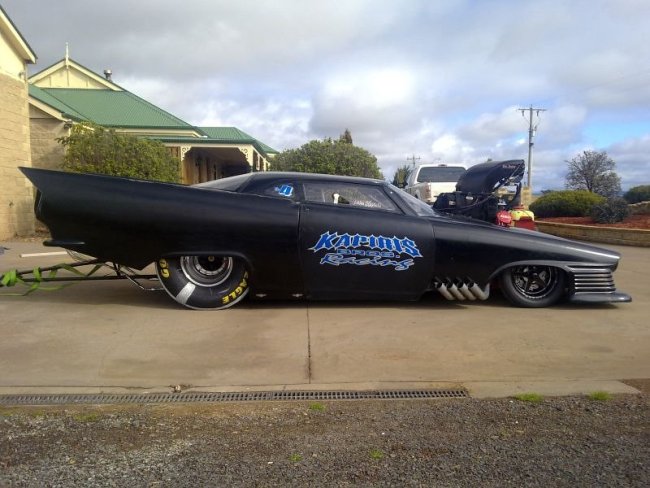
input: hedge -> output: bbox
[530,190,606,218]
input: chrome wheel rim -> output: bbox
[180,256,234,287]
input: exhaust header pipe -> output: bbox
[434,278,490,301]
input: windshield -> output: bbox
[417,166,466,183]
[388,184,436,216]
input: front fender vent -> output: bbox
[568,266,616,293]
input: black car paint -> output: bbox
[20,167,628,304]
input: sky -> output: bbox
[4,0,650,191]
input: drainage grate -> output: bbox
[0,389,467,406]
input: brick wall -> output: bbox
[536,221,650,247]
[30,115,67,170]
[0,74,34,239]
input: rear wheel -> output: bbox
[156,255,249,310]
[499,265,566,308]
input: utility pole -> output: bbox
[518,105,546,190]
[406,154,421,168]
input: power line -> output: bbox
[406,154,421,168]
[518,105,547,190]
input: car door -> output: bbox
[238,177,304,296]
[298,180,435,300]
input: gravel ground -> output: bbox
[1,394,648,487]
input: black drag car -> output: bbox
[18,166,631,310]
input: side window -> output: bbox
[249,180,296,200]
[302,182,399,212]
[268,182,295,198]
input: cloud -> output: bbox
[537,105,587,146]
[607,135,650,188]
[456,106,525,145]
[195,98,313,151]
[4,0,649,189]
[310,67,419,136]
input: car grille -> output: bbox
[567,266,616,293]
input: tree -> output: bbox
[272,137,383,179]
[565,150,621,198]
[624,185,650,204]
[339,128,353,144]
[391,164,413,188]
[57,122,180,183]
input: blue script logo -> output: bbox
[309,231,422,271]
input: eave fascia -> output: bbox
[0,6,36,63]
[29,96,79,122]
[157,139,270,158]
[109,127,203,137]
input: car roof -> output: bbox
[415,164,465,169]
[247,171,386,186]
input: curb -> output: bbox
[536,221,650,247]
[0,380,642,401]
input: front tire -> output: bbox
[156,255,249,310]
[499,265,566,308]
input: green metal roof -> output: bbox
[29,85,85,120]
[198,127,278,154]
[28,78,278,156]
[29,87,193,129]
[199,126,250,140]
[257,140,279,155]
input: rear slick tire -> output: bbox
[156,255,249,310]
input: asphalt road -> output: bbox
[0,239,648,398]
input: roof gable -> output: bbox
[29,57,120,90]
[0,5,36,63]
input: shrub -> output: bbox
[590,197,630,224]
[529,190,606,218]
[58,122,180,183]
[624,185,650,204]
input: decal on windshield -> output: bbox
[309,231,422,271]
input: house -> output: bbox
[0,5,37,239]
[1,5,278,239]
[28,54,277,185]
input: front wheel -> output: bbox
[156,255,249,310]
[499,265,566,308]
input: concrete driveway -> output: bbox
[1,240,648,398]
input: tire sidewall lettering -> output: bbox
[156,257,249,310]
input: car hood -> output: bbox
[428,212,621,266]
